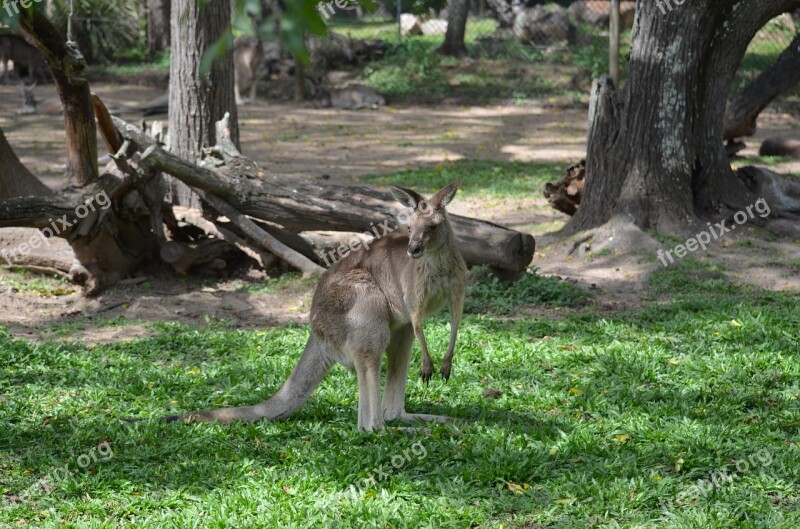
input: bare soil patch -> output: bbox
[1,83,798,338]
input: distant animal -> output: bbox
[163,179,469,431]
[19,82,37,114]
[760,137,800,160]
[18,82,62,115]
[234,36,265,105]
[0,34,48,84]
[313,83,386,110]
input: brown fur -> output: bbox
[234,36,265,105]
[169,180,468,431]
[0,34,46,84]
[760,137,800,160]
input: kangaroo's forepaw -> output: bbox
[421,365,433,384]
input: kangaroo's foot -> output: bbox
[398,412,452,424]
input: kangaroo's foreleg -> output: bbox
[440,290,464,381]
[412,316,434,383]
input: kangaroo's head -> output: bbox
[389,178,462,259]
[20,82,37,115]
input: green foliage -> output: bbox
[364,39,445,96]
[381,0,446,15]
[49,0,144,64]
[465,267,588,314]
[202,0,378,73]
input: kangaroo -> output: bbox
[18,83,63,115]
[167,180,468,431]
[760,137,800,160]
[314,84,386,110]
[0,34,47,84]
[234,36,265,105]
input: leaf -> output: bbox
[548,447,558,455]
[613,434,630,443]
[507,483,525,495]
[554,497,574,505]
[568,387,584,395]
[675,457,684,472]
[730,319,742,327]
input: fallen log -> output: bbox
[0,227,74,273]
[114,116,535,275]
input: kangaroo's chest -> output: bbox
[412,257,464,317]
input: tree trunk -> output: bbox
[168,0,240,209]
[570,0,800,235]
[1,13,159,294]
[0,129,51,198]
[723,33,800,141]
[19,11,98,186]
[146,0,171,55]
[440,0,470,56]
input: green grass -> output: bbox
[2,256,800,527]
[363,160,563,199]
[0,269,74,298]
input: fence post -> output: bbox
[397,0,402,45]
[609,0,620,86]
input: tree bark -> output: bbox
[0,129,51,199]
[440,0,470,56]
[168,0,240,209]
[146,0,171,55]
[570,0,800,235]
[19,10,98,186]
[723,33,800,141]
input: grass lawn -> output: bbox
[2,256,799,528]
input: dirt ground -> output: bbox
[1,83,798,342]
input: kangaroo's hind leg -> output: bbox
[383,324,452,425]
[345,288,391,432]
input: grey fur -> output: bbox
[174,180,468,431]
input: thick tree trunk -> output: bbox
[146,0,171,55]
[569,0,800,235]
[440,0,470,56]
[168,0,240,209]
[723,34,800,141]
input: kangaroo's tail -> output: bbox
[166,335,333,424]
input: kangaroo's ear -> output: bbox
[431,178,463,209]
[389,185,423,209]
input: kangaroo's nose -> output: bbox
[408,246,424,259]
